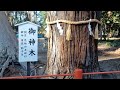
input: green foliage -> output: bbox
[7,11,47,34]
[101,11,120,35]
[107,40,120,47]
[98,39,120,47]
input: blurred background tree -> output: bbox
[101,11,120,40]
[6,11,47,36]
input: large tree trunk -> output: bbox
[46,11,101,79]
[0,11,18,77]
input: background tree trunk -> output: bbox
[0,11,18,77]
[46,11,101,79]
[27,11,33,22]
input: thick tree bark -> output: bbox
[0,11,18,77]
[46,11,101,79]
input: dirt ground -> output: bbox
[98,38,120,79]
[98,44,120,61]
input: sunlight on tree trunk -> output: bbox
[46,11,101,79]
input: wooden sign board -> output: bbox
[15,21,39,62]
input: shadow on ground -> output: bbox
[99,58,120,79]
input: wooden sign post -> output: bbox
[15,21,40,76]
[27,62,30,76]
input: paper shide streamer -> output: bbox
[66,24,72,41]
[56,21,64,35]
[95,23,98,39]
[88,19,94,37]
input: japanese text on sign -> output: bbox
[19,24,38,62]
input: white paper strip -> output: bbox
[57,21,63,35]
[88,19,92,35]
[88,19,94,37]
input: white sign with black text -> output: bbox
[18,22,38,62]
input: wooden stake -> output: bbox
[27,62,30,76]
[74,69,83,79]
